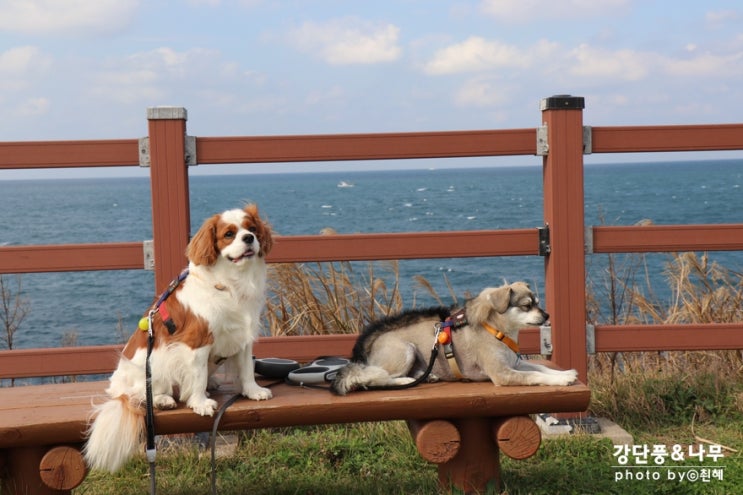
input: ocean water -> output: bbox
[0,159,741,349]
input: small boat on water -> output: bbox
[337,181,355,188]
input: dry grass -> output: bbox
[587,250,743,429]
[264,261,406,336]
[264,259,463,337]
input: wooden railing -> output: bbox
[1,96,742,384]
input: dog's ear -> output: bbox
[468,286,512,324]
[487,286,512,314]
[244,203,273,257]
[187,214,220,266]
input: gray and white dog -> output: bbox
[330,282,578,395]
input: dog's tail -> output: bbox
[330,362,394,395]
[84,395,145,472]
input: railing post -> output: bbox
[146,107,191,293]
[540,95,588,383]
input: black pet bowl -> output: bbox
[254,358,300,378]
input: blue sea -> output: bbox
[1,159,741,349]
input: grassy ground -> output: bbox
[75,418,743,495]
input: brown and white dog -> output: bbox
[84,204,274,472]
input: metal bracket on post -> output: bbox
[537,225,551,256]
[138,136,197,167]
[143,240,155,271]
[539,324,595,356]
[184,135,197,166]
[540,325,553,356]
[586,324,596,354]
[583,126,592,154]
[536,126,549,156]
[584,226,594,254]
[139,137,150,168]
[536,124,592,156]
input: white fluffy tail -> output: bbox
[84,396,145,472]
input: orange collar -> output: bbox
[481,322,520,354]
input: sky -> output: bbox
[1,0,742,178]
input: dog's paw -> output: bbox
[426,373,440,383]
[189,398,218,416]
[390,377,417,386]
[551,369,578,386]
[153,394,177,410]
[243,384,273,401]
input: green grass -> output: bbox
[78,423,440,495]
[75,424,743,495]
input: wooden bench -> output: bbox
[0,336,590,494]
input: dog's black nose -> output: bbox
[242,233,255,244]
[542,310,550,321]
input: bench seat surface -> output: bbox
[0,378,589,449]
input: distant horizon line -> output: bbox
[0,156,740,182]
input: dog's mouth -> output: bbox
[227,249,256,263]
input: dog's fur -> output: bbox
[331,282,578,395]
[84,204,274,472]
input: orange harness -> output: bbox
[435,311,521,379]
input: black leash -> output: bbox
[145,310,157,495]
[210,393,241,495]
[208,379,283,495]
[360,311,465,391]
[363,346,439,391]
[142,270,188,495]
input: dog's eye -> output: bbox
[248,226,257,233]
[224,231,235,239]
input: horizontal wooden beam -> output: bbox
[268,230,539,263]
[0,243,145,274]
[0,140,140,169]
[594,323,743,352]
[0,345,122,379]
[10,322,740,379]
[196,128,536,164]
[0,230,538,275]
[592,124,743,153]
[591,224,743,253]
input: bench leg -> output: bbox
[437,418,501,494]
[1,447,73,495]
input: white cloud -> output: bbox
[480,0,630,22]
[16,97,50,116]
[0,46,52,91]
[0,46,51,75]
[568,43,743,81]
[0,0,140,36]
[424,37,557,75]
[663,51,743,78]
[569,44,652,81]
[454,77,512,107]
[289,18,401,65]
[90,46,263,105]
[705,10,741,25]
[305,85,346,105]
